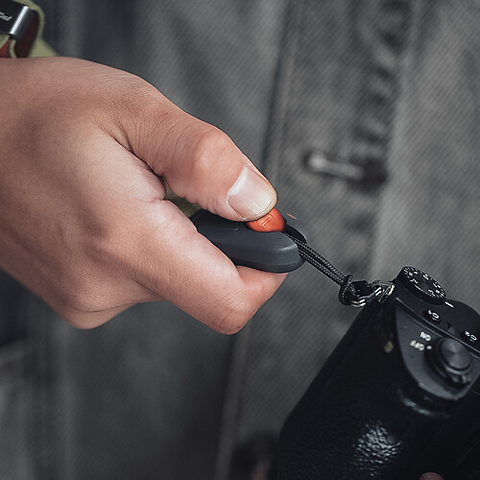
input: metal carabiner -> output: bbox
[346,280,395,308]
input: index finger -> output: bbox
[128,200,286,333]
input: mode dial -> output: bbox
[398,266,446,305]
[428,338,473,386]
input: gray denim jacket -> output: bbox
[1,0,479,478]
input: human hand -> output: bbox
[0,57,284,332]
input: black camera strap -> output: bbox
[284,232,394,307]
[192,207,394,307]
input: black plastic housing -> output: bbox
[278,267,480,480]
[191,210,307,273]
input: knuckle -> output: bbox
[103,68,159,106]
[58,305,114,330]
[209,295,257,335]
[60,275,106,315]
[113,79,170,147]
[189,128,234,180]
[125,80,165,116]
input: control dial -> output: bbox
[398,266,446,305]
[428,338,473,386]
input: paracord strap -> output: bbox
[284,233,357,306]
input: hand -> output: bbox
[0,57,284,332]
[419,474,444,480]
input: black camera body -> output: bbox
[278,266,480,480]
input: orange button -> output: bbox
[246,208,286,233]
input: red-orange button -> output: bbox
[246,208,286,233]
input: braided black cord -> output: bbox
[285,233,357,305]
[338,274,355,306]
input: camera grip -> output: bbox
[278,307,445,480]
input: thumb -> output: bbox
[121,94,277,221]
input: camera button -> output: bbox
[246,208,286,233]
[461,330,479,345]
[424,309,441,323]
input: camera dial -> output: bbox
[428,338,473,386]
[398,266,446,305]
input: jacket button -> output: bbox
[304,150,389,190]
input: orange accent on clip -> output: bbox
[246,208,286,233]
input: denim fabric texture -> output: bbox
[1,0,479,479]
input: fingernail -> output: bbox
[226,166,277,220]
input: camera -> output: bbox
[278,266,480,480]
